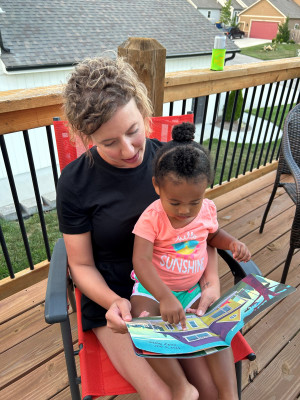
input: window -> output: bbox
[208,11,211,18]
[188,320,198,328]
[295,23,300,29]
[184,332,212,342]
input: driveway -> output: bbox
[233,37,272,48]
[226,37,272,65]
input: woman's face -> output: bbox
[91,98,146,168]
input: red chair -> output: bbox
[45,114,258,400]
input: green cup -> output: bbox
[210,49,226,71]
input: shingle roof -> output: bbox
[270,0,300,17]
[231,0,244,11]
[191,0,222,10]
[0,0,239,71]
[240,0,257,6]
[241,0,300,17]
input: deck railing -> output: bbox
[0,41,300,298]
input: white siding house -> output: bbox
[0,0,239,212]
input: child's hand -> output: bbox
[229,240,251,262]
[159,294,186,330]
[187,283,220,317]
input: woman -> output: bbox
[57,56,237,399]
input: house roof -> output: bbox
[230,0,244,11]
[240,0,300,17]
[191,0,222,10]
[0,0,239,72]
[269,0,300,17]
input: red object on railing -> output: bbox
[53,114,195,172]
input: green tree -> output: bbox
[220,0,232,27]
[276,17,290,42]
[225,90,244,122]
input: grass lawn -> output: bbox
[248,104,292,127]
[240,42,300,60]
[0,138,281,279]
[0,210,62,279]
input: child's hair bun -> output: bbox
[172,122,195,143]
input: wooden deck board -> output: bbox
[1,171,299,400]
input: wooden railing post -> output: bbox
[118,37,166,117]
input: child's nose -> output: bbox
[179,205,190,215]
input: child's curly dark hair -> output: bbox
[153,122,213,185]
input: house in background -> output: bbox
[190,0,244,25]
[0,0,240,214]
[239,0,300,39]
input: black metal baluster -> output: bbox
[264,81,287,165]
[169,102,174,116]
[228,88,248,181]
[213,92,229,187]
[208,93,220,152]
[181,99,187,115]
[23,130,51,261]
[263,81,280,165]
[46,125,59,189]
[193,97,199,124]
[237,87,255,177]
[219,90,239,184]
[256,83,276,168]
[0,224,14,278]
[0,135,34,269]
[272,79,294,161]
[246,85,265,172]
[288,78,299,111]
[250,84,271,171]
[200,96,209,145]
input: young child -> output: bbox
[130,122,251,400]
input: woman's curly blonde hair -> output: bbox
[63,56,153,147]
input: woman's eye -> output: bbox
[104,142,115,147]
[128,128,139,136]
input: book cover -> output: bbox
[126,274,296,358]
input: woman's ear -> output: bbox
[152,177,160,196]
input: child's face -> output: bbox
[91,98,146,168]
[153,174,208,227]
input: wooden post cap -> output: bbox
[118,37,166,117]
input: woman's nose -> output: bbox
[120,138,135,158]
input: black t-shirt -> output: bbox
[56,139,162,330]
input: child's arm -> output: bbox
[187,245,220,316]
[207,228,251,262]
[133,235,186,329]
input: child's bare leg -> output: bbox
[94,325,172,400]
[205,347,238,400]
[131,295,199,400]
[180,357,218,400]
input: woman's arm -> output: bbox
[133,235,186,328]
[207,228,251,262]
[64,232,132,333]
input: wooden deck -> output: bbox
[1,170,299,400]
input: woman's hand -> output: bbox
[105,298,132,334]
[159,293,186,330]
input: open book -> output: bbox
[126,274,296,358]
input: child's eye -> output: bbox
[170,203,180,206]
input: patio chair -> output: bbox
[259,103,300,283]
[45,114,260,400]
